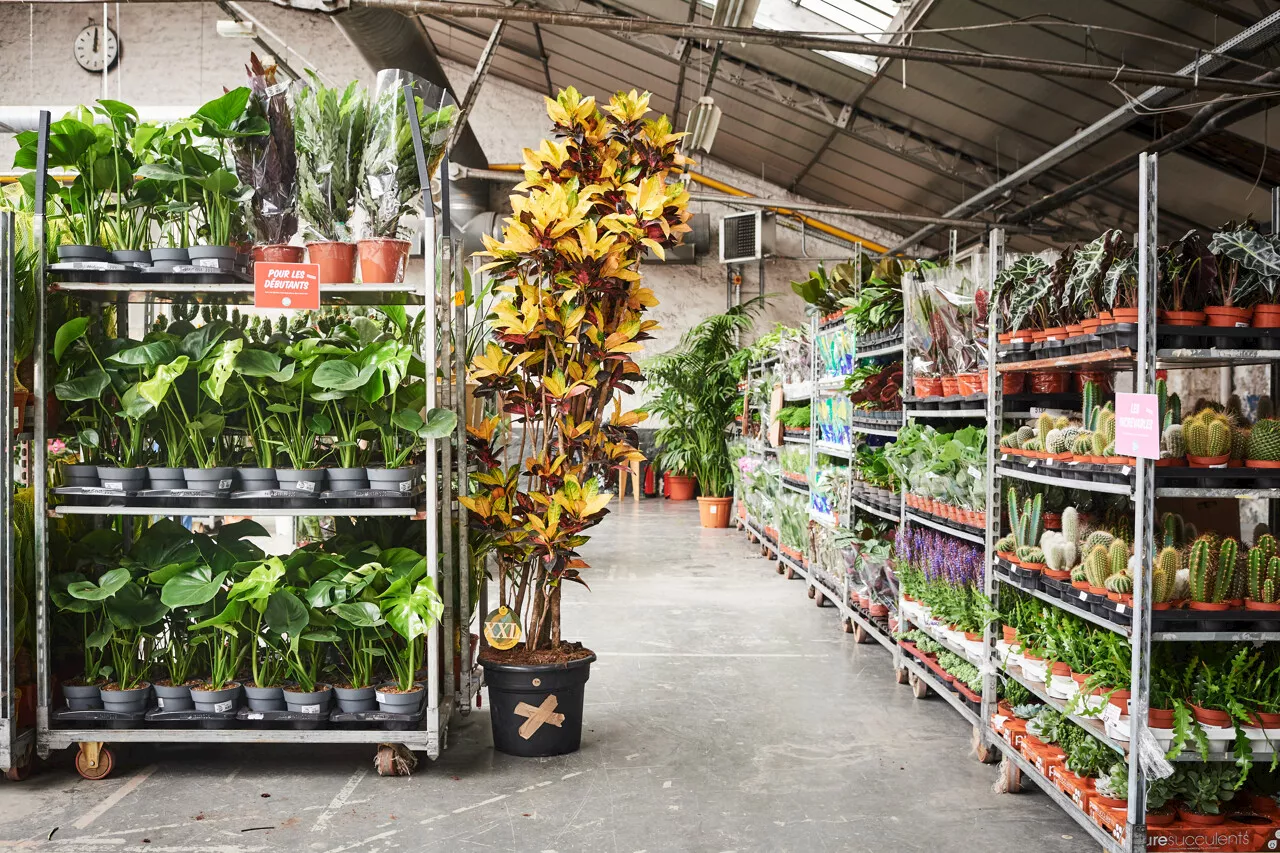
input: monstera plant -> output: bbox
[461,87,690,757]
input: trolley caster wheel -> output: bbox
[910,673,930,699]
[999,757,1022,793]
[841,618,853,634]
[854,623,871,644]
[74,743,113,780]
[5,749,33,782]
[785,565,796,580]
[759,543,768,556]
[775,561,784,574]
[895,667,910,685]
[807,585,816,599]
[973,730,997,764]
[374,744,418,777]
[814,589,826,607]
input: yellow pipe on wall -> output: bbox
[487,163,889,254]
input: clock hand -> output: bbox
[92,27,99,52]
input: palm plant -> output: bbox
[646,300,760,498]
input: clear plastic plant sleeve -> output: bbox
[234,53,298,246]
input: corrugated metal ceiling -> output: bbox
[418,0,1280,255]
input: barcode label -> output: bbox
[157,697,165,708]
[103,481,123,490]
[299,703,321,714]
[193,257,221,268]
[294,480,316,492]
[214,700,232,713]
[218,479,233,490]
[246,712,263,720]
[399,480,412,493]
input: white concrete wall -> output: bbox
[0,1,903,376]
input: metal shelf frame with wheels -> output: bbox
[25,74,476,778]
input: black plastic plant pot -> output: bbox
[150,247,189,268]
[277,468,326,496]
[111,249,152,266]
[367,466,422,494]
[96,466,147,492]
[375,683,424,714]
[100,683,151,713]
[153,682,194,712]
[191,683,241,713]
[147,467,186,490]
[283,684,332,714]
[57,244,110,263]
[188,245,237,262]
[244,684,286,712]
[481,653,596,758]
[63,682,104,711]
[334,685,377,713]
[183,466,235,491]
[62,463,99,487]
[238,468,278,491]
[327,467,369,491]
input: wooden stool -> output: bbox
[619,459,641,502]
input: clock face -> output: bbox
[74,25,118,72]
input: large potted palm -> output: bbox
[645,303,758,528]
[461,87,690,757]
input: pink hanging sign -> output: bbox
[1114,392,1160,460]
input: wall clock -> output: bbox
[74,24,118,73]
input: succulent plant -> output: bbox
[995,534,1016,553]
[1017,545,1045,564]
[1036,412,1053,449]
[1214,537,1238,602]
[1000,433,1020,449]
[1184,418,1209,457]
[1249,547,1280,602]
[1071,564,1087,583]
[1231,426,1250,462]
[1016,425,1035,446]
[1105,572,1133,595]
[1108,539,1128,580]
[1046,428,1067,454]
[1084,543,1111,588]
[1161,512,1184,548]
[1248,419,1280,462]
[1082,380,1098,430]
[1161,423,1185,459]
[1061,507,1079,546]
[1153,546,1179,603]
[1072,431,1094,455]
[1083,530,1114,554]
[1023,438,1043,452]
[1188,536,1216,603]
[1054,415,1070,430]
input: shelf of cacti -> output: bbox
[983,167,1280,850]
[11,71,477,774]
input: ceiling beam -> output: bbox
[887,8,1280,252]
[668,0,699,131]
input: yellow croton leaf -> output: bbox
[465,415,502,442]
[603,89,651,125]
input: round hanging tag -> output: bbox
[484,606,522,650]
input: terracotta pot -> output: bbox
[1066,323,1085,337]
[1071,580,1090,591]
[1069,671,1090,686]
[1002,625,1017,643]
[256,244,304,263]
[1044,512,1062,530]
[1050,661,1071,677]
[1255,304,1280,328]
[307,241,357,284]
[1190,703,1232,726]
[1112,307,1139,323]
[1187,453,1230,468]
[1081,318,1101,333]
[1155,456,1183,467]
[1145,807,1176,827]
[357,238,411,284]
[1093,793,1126,810]
[956,372,986,396]
[1177,807,1226,826]
[1010,330,1034,344]
[914,377,942,398]
[1204,305,1253,327]
[1097,311,1114,323]
[697,496,732,528]
[963,631,981,642]
[1001,372,1026,395]
[940,376,960,397]
[998,332,1013,344]
[1246,459,1280,469]
[1030,330,1047,343]
[1255,711,1280,728]
[1107,689,1131,712]
[1029,371,1069,394]
[1246,598,1280,611]
[1023,562,1046,572]
[1148,707,1174,728]
[1042,326,1068,341]
[1162,309,1206,327]
[1044,568,1071,581]
[1087,585,1107,596]
[667,474,697,501]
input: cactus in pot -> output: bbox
[1248,419,1280,463]
[1161,512,1184,548]
[1214,537,1238,602]
[1153,547,1179,604]
[1036,412,1053,449]
[1084,543,1111,589]
[1083,530,1115,555]
[1072,431,1094,455]
[1016,425,1035,446]
[1161,424,1184,460]
[1105,572,1133,595]
[1231,426,1250,464]
[1188,536,1214,603]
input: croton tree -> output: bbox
[460,88,691,658]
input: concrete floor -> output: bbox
[0,500,1086,852]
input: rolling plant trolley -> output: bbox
[25,73,477,780]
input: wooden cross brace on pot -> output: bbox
[514,694,565,740]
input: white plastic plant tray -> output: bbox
[1047,673,1078,701]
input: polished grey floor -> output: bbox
[0,500,1085,852]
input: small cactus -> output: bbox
[1023,438,1043,452]
[1017,545,1045,564]
[1207,419,1231,457]
[1016,425,1035,446]
[1071,564,1088,583]
[1072,431,1094,455]
[1083,380,1098,430]
[1084,530,1115,554]
[1036,412,1054,449]
[1188,536,1214,603]
[1161,512,1184,548]
[1000,433,1019,449]
[995,535,1016,553]
[1092,429,1109,457]
[1007,486,1023,546]
[1232,426,1251,461]
[1162,424,1185,458]
[1153,546,1179,603]
[1184,418,1210,457]
[1214,537,1239,602]
[1046,428,1067,454]
[1085,543,1111,588]
[1108,539,1128,579]
[1106,573,1133,595]
[1062,507,1079,545]
[1169,392,1182,425]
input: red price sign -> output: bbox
[254,262,320,310]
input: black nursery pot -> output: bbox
[326,467,369,491]
[111,249,152,266]
[62,463,99,487]
[147,467,186,490]
[56,244,110,263]
[96,466,147,492]
[238,468,278,491]
[150,247,189,268]
[481,653,595,757]
[188,245,237,271]
[183,467,236,492]
[277,469,326,495]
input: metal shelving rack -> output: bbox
[23,74,476,775]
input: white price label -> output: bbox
[1121,466,1131,475]
[294,480,317,493]
[1101,703,1122,726]
[1001,454,1008,462]
[1115,604,1127,615]
[246,712,263,720]
[103,481,123,490]
[1079,591,1089,602]
[156,697,165,709]
[218,478,233,490]
[399,480,412,493]
[193,257,221,269]
[299,703,321,714]
[1027,461,1037,468]
[214,700,233,713]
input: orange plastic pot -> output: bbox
[940,376,960,397]
[256,244,304,263]
[997,332,1013,344]
[1204,305,1253,327]
[1187,453,1230,468]
[1255,304,1280,328]
[667,474,697,501]
[914,377,942,398]
[1112,307,1139,323]
[957,372,987,395]
[1073,370,1111,394]
[1029,371,1069,394]
[1161,310,1206,327]
[1001,372,1026,395]
[697,496,732,528]
[357,238,411,284]
[307,241,357,284]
